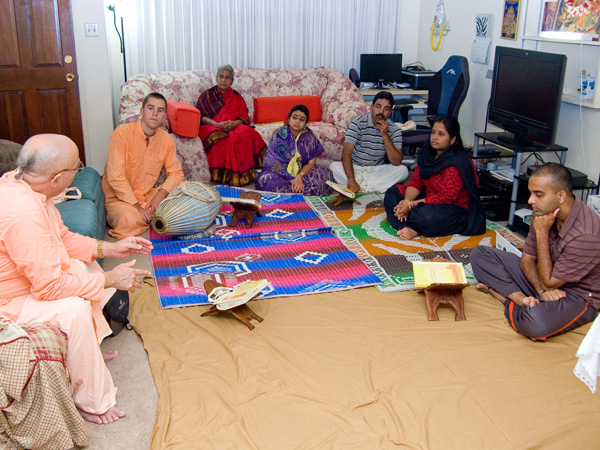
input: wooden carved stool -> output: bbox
[201,280,264,330]
[423,282,469,321]
[229,191,262,229]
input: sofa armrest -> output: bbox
[167,102,201,138]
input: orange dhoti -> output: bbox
[1,261,117,415]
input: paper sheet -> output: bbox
[575,314,600,393]
[472,38,492,64]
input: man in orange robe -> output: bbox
[0,134,153,424]
[103,92,185,238]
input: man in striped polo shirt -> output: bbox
[329,91,408,205]
[471,163,600,341]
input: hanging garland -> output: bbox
[564,0,599,17]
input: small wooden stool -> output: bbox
[201,280,264,330]
[229,191,262,229]
[423,282,469,321]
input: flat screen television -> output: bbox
[488,46,567,148]
[360,53,403,89]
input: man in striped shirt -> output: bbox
[329,91,408,205]
[471,163,600,340]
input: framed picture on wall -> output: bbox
[501,0,521,40]
[551,0,600,36]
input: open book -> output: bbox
[207,279,269,310]
[326,180,356,198]
[412,261,467,289]
[221,196,262,210]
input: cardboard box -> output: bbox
[402,70,435,90]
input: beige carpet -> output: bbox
[129,278,600,450]
[84,236,157,450]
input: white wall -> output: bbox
[416,0,600,182]
[396,2,421,64]
[71,0,114,173]
[72,0,600,183]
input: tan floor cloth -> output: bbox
[131,278,600,450]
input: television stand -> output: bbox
[473,132,568,229]
[495,132,546,151]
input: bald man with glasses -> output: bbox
[0,134,153,424]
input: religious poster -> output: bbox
[551,0,600,35]
[541,1,559,31]
[501,0,521,40]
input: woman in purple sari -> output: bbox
[256,105,333,196]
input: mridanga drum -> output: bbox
[152,182,222,235]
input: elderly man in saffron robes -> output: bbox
[196,64,267,186]
[0,134,153,424]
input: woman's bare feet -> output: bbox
[397,227,418,240]
[102,350,119,362]
[79,405,126,424]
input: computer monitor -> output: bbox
[488,46,567,148]
[359,53,403,89]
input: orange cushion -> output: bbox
[253,96,321,124]
[167,102,201,138]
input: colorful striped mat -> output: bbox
[149,187,381,308]
[306,193,523,292]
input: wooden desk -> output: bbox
[359,88,428,96]
[359,88,428,123]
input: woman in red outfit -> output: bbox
[196,64,267,186]
[384,115,485,240]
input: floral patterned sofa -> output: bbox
[118,67,368,182]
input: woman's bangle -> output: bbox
[97,240,104,258]
[299,171,305,177]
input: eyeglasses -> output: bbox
[59,160,84,174]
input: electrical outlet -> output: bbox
[84,23,99,37]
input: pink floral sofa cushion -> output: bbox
[118,67,367,182]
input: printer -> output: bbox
[402,68,435,90]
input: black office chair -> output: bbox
[349,68,361,88]
[400,55,470,155]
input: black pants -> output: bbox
[383,185,469,237]
[470,246,597,340]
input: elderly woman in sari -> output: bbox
[256,105,333,196]
[196,64,266,186]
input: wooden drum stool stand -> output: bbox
[229,191,262,229]
[201,280,264,330]
[423,283,469,321]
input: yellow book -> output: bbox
[207,279,269,311]
[326,180,356,198]
[412,261,467,288]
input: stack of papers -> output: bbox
[490,168,515,182]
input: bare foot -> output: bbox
[397,227,418,240]
[102,350,119,362]
[79,406,126,424]
[476,283,490,294]
[475,283,506,305]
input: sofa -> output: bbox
[118,67,368,181]
[0,139,106,247]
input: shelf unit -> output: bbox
[520,1,600,109]
[473,132,567,228]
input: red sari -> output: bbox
[197,86,266,186]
